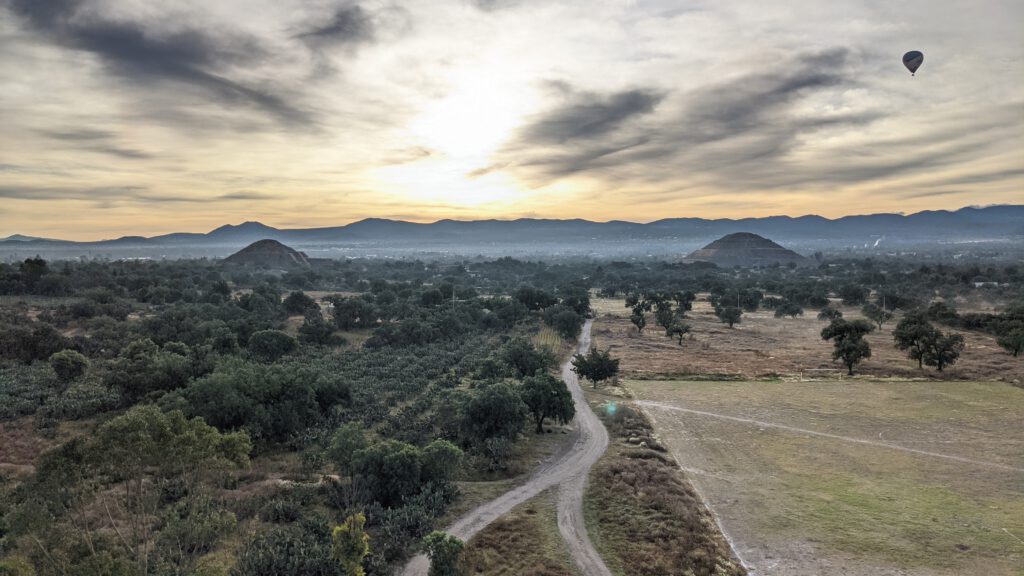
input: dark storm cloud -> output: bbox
[5,0,311,126]
[297,5,374,44]
[521,88,665,144]
[494,48,891,187]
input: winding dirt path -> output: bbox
[401,320,611,576]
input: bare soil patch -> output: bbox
[590,297,1024,382]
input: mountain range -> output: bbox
[2,205,1021,260]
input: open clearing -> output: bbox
[628,378,1024,576]
[589,297,1024,383]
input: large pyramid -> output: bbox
[684,232,808,268]
[223,239,310,268]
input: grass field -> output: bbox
[627,378,1024,576]
[460,489,575,576]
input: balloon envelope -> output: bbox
[903,51,924,74]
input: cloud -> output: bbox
[520,87,665,144]
[493,48,883,187]
[38,128,152,159]
[297,5,374,45]
[0,184,270,205]
[6,0,311,125]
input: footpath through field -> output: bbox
[635,400,1024,473]
[401,320,612,576]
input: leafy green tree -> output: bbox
[300,314,345,347]
[922,331,965,372]
[716,306,742,328]
[421,439,463,484]
[861,303,893,329]
[571,347,620,388]
[106,338,191,402]
[839,284,869,306]
[519,373,575,433]
[513,286,558,311]
[92,406,250,574]
[332,513,370,576]
[543,305,584,339]
[330,296,377,330]
[629,307,646,333]
[352,440,423,507]
[667,317,691,345]
[821,319,875,375]
[422,531,464,576]
[997,325,1024,357]
[328,423,368,476]
[500,338,555,377]
[49,349,89,383]
[283,291,318,315]
[817,306,843,321]
[654,301,675,331]
[462,383,528,444]
[248,330,297,363]
[559,285,591,316]
[893,312,938,368]
[774,301,804,318]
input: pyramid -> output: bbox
[684,232,807,268]
[223,239,310,268]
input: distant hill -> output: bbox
[2,204,1021,260]
[223,239,310,268]
[684,233,808,267]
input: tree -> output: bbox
[629,307,646,333]
[519,373,575,433]
[543,305,584,340]
[774,301,803,318]
[667,317,691,345]
[461,383,528,444]
[821,319,875,375]
[922,331,965,372]
[421,439,463,484]
[817,306,843,321]
[299,314,344,346]
[328,423,368,476]
[50,349,89,383]
[839,284,869,306]
[283,291,317,315]
[352,440,423,507]
[422,532,464,576]
[500,338,555,377]
[513,286,558,311]
[862,303,893,329]
[332,513,370,576]
[654,301,675,331]
[892,313,938,368]
[92,406,250,574]
[247,330,297,363]
[571,347,620,389]
[716,306,742,328]
[997,326,1024,357]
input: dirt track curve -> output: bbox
[401,320,612,576]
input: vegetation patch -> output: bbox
[459,490,574,576]
[585,401,745,576]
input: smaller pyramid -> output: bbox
[223,239,310,268]
[684,233,807,268]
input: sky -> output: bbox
[1,0,1022,240]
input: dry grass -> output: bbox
[591,296,1024,382]
[583,388,746,576]
[629,379,1024,576]
[460,489,575,576]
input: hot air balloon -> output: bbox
[903,51,924,76]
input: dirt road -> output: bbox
[401,320,611,576]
